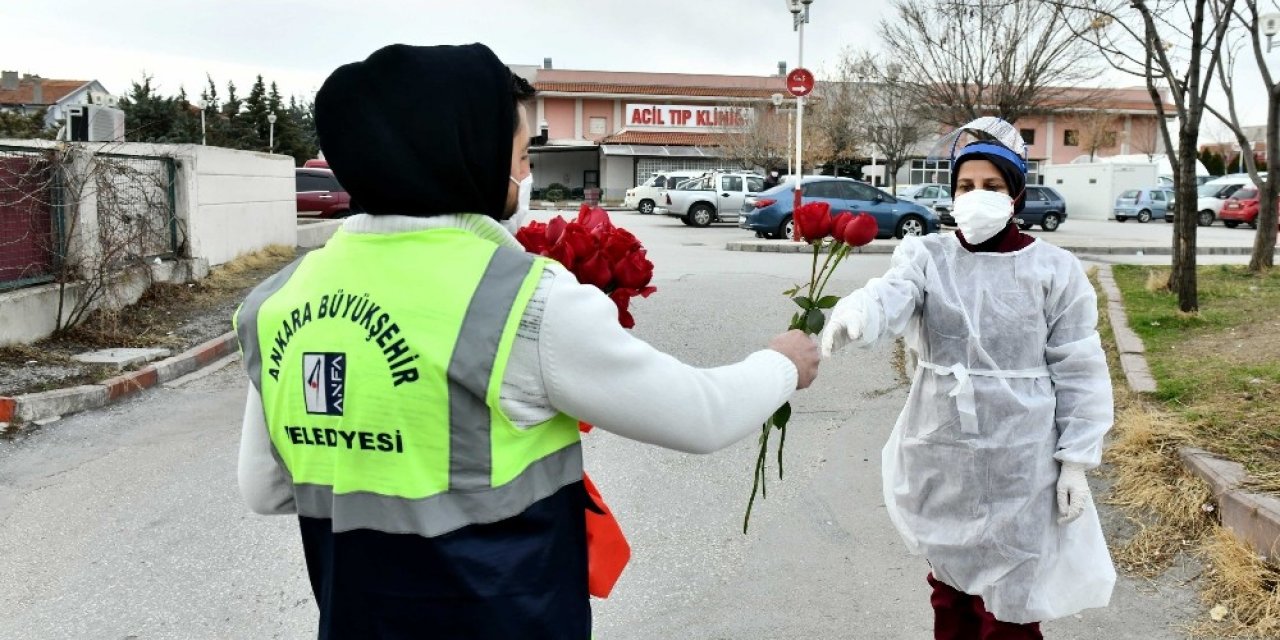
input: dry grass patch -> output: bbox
[1193,528,1280,637]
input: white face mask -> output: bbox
[503,174,532,233]
[952,189,1013,244]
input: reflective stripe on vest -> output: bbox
[235,228,582,537]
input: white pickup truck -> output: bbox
[656,172,765,227]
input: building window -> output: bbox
[1026,160,1041,185]
[1064,129,1079,146]
[589,117,607,135]
[1020,128,1036,145]
[1100,131,1117,148]
[909,158,950,186]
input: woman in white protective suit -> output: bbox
[820,118,1115,639]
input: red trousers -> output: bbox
[929,573,1043,640]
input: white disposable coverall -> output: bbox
[836,234,1116,623]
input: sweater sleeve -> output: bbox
[538,269,798,454]
[237,384,297,515]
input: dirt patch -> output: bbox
[0,246,297,397]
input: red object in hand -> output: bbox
[793,200,833,243]
[842,212,878,247]
[514,206,657,330]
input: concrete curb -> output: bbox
[1094,266,1280,563]
[0,332,239,429]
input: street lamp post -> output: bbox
[267,112,277,153]
[787,0,814,222]
[196,99,206,146]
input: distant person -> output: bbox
[234,42,819,639]
[822,118,1116,639]
[762,169,781,189]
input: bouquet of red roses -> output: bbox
[742,201,878,533]
[515,204,656,599]
[516,204,656,328]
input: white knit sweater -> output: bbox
[238,213,798,514]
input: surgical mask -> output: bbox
[952,189,1013,244]
[503,174,532,233]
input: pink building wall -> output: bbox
[582,99,614,141]
[542,99,576,140]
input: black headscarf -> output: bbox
[315,43,515,218]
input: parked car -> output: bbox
[303,158,329,169]
[1013,186,1068,231]
[898,183,953,214]
[657,172,765,227]
[296,168,352,218]
[1191,174,1265,226]
[623,170,705,215]
[738,177,941,240]
[1113,187,1173,223]
[1217,186,1280,229]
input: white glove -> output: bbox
[820,299,865,357]
[1056,462,1091,525]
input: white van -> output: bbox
[624,170,705,215]
[1189,173,1266,226]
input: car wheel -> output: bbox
[1018,221,1034,230]
[895,214,925,239]
[1198,210,1215,227]
[1249,220,1259,229]
[774,216,794,240]
[680,214,693,226]
[1224,221,1240,229]
[1137,209,1152,223]
[1115,216,1127,223]
[689,204,714,228]
[755,231,765,238]
[638,199,655,215]
[1041,213,1061,232]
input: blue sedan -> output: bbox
[739,177,941,240]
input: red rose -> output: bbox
[577,205,612,232]
[613,249,654,290]
[843,212,878,247]
[794,201,833,243]
[546,216,568,245]
[608,288,636,328]
[548,239,575,269]
[602,227,641,262]
[559,224,597,268]
[831,212,853,244]
[516,221,549,255]
[577,252,613,289]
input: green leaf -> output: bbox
[782,285,801,296]
[792,296,814,310]
[790,311,802,330]
[816,295,841,309]
[772,402,792,428]
[805,308,825,334]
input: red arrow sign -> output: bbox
[786,67,814,98]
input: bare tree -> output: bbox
[1203,0,1278,271]
[1077,110,1122,160]
[841,51,932,195]
[880,0,1106,127]
[1045,0,1238,312]
[1127,115,1164,160]
[716,101,790,172]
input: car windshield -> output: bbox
[1236,187,1258,199]
[1197,183,1229,197]
[1119,190,1139,199]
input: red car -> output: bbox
[295,168,352,218]
[1218,186,1280,229]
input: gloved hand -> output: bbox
[1056,462,1091,525]
[820,298,865,358]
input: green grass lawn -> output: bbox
[1112,265,1280,491]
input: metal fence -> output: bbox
[0,147,59,290]
[0,146,177,291]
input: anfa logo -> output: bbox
[303,353,346,416]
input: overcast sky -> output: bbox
[1,0,1271,141]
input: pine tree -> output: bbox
[221,80,258,150]
[243,75,270,151]
[0,108,53,139]
[120,75,184,143]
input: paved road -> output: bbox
[0,212,1206,638]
